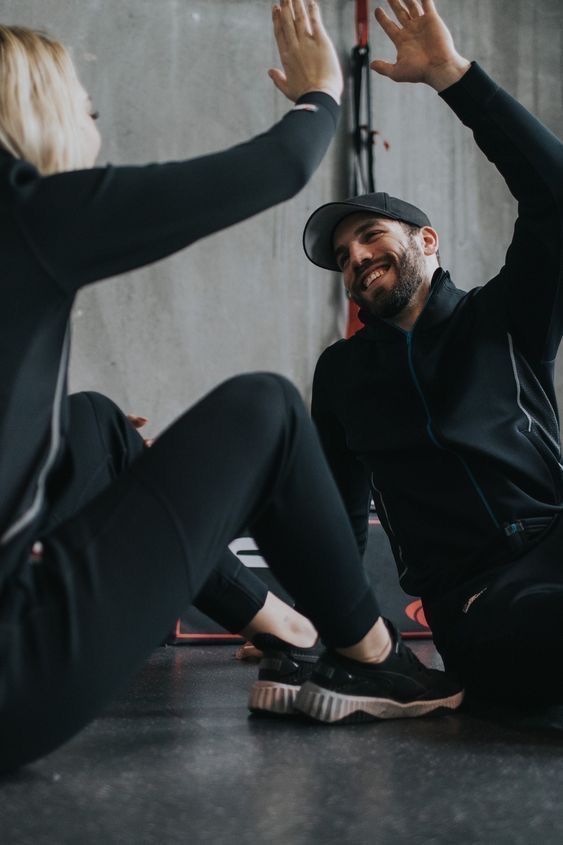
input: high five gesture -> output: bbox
[371,0,470,91]
[269,0,343,103]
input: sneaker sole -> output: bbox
[248,681,300,716]
[294,682,464,724]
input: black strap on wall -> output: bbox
[351,0,376,195]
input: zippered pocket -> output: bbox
[520,426,563,503]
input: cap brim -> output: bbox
[303,201,401,272]
[302,203,362,271]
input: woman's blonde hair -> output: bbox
[0,25,90,174]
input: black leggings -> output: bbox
[43,390,270,635]
[425,514,563,704]
[0,374,379,772]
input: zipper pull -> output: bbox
[503,521,526,552]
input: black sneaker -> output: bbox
[248,634,320,716]
[294,620,464,724]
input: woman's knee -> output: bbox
[68,391,144,465]
[214,372,304,421]
[69,390,123,426]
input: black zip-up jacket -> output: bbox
[312,64,563,601]
[0,92,339,588]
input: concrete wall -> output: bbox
[1,0,561,438]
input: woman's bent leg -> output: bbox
[0,373,378,771]
[49,391,269,634]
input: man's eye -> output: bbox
[337,254,349,270]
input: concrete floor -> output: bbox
[1,642,563,845]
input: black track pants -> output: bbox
[42,390,269,634]
[425,514,563,704]
[0,374,379,772]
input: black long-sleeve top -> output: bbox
[312,63,563,601]
[0,91,339,585]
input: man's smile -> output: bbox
[359,264,391,290]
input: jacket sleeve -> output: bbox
[440,63,563,363]
[312,345,372,556]
[7,92,339,295]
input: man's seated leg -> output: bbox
[428,520,563,706]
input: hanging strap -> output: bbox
[346,0,377,336]
[351,0,376,196]
[355,0,369,48]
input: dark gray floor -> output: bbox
[1,641,563,845]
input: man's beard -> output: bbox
[354,236,426,319]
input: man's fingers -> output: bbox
[374,6,402,42]
[370,59,397,78]
[403,0,424,16]
[421,0,437,13]
[268,67,290,97]
[387,0,411,25]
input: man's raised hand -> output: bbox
[269,0,343,104]
[371,0,470,92]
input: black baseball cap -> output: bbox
[303,192,432,271]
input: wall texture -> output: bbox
[1,0,561,438]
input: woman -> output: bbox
[0,0,462,773]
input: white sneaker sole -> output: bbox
[248,681,300,716]
[294,682,465,724]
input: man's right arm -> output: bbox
[312,346,372,556]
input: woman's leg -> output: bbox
[48,391,306,640]
[0,373,379,771]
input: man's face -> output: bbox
[333,212,429,319]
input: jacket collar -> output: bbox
[357,268,461,341]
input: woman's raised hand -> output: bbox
[268,0,343,104]
[371,0,470,92]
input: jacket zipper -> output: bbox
[0,326,69,547]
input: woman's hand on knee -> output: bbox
[268,0,343,104]
[127,414,153,447]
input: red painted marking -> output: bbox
[346,301,363,338]
[405,599,429,629]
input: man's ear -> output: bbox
[421,226,439,257]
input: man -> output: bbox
[303,0,563,704]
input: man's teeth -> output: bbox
[363,266,389,287]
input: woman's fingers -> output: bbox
[279,0,298,48]
[308,0,326,40]
[269,0,342,102]
[421,0,437,13]
[272,5,288,58]
[293,0,312,37]
[127,414,148,429]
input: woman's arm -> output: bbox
[8,0,343,295]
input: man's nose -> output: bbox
[349,240,372,267]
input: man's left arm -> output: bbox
[439,62,563,363]
[371,0,563,363]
